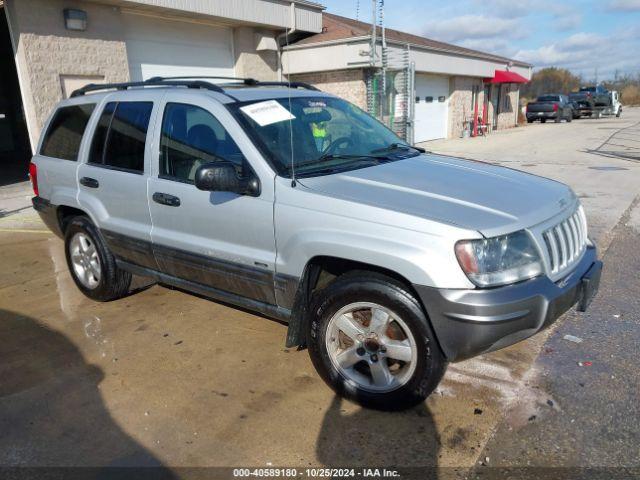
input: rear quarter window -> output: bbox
[40,104,95,161]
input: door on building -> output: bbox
[0,7,31,186]
[413,74,449,143]
[122,13,235,81]
[491,85,500,130]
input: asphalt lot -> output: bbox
[0,108,639,477]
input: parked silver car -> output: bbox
[31,77,602,410]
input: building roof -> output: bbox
[292,13,531,68]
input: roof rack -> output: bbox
[246,81,319,91]
[70,79,227,98]
[69,76,320,98]
[145,75,259,85]
[147,76,319,91]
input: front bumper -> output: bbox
[415,246,601,361]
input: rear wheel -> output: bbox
[64,216,131,301]
[541,119,547,123]
[307,272,447,410]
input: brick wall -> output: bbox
[233,27,278,81]
[6,0,279,148]
[289,69,367,109]
[495,83,519,130]
[6,0,130,144]
[447,76,486,138]
[447,76,519,138]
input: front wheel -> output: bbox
[307,272,447,410]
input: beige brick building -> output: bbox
[284,14,532,143]
[0,1,530,183]
[0,0,324,183]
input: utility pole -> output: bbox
[370,0,377,67]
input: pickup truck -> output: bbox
[569,85,611,117]
[526,94,573,123]
[569,87,622,118]
[30,77,603,410]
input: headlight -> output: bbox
[455,230,543,287]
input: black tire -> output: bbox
[307,271,447,410]
[541,119,547,123]
[527,119,533,123]
[616,108,621,118]
[64,216,132,301]
[567,114,572,122]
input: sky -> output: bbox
[317,0,640,80]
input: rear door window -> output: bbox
[40,104,95,161]
[88,101,153,173]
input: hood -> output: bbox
[297,154,575,237]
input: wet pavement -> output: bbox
[1,111,639,478]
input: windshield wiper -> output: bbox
[293,153,383,171]
[370,143,425,154]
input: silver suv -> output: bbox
[31,77,602,410]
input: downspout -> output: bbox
[277,2,297,82]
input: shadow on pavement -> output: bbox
[316,396,440,477]
[0,309,176,478]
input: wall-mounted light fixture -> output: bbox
[63,9,87,31]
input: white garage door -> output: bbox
[414,74,450,142]
[123,13,235,82]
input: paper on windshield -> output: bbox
[240,100,295,127]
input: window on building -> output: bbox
[40,104,95,161]
[88,101,153,173]
[159,103,244,183]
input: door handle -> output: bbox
[152,192,181,207]
[80,177,99,188]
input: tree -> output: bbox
[521,67,582,101]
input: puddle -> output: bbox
[84,316,115,360]
[438,343,559,431]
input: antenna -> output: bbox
[356,0,360,21]
[285,28,297,188]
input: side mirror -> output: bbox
[194,161,260,197]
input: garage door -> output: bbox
[414,74,450,142]
[123,13,235,82]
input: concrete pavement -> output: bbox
[0,109,639,477]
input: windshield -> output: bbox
[230,96,420,177]
[580,87,596,92]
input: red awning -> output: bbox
[484,70,529,84]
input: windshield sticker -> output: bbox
[240,100,295,127]
[308,100,326,108]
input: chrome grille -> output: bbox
[542,206,587,275]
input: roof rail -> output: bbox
[69,78,227,98]
[145,75,259,85]
[249,81,319,91]
[69,77,320,98]
[148,76,319,91]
